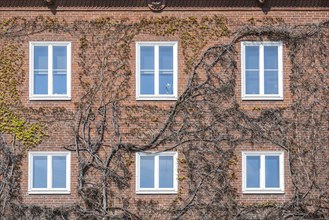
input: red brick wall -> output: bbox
[1,5,328,208]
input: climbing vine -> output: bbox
[0,15,328,219]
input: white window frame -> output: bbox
[28,151,71,194]
[241,41,283,100]
[29,42,72,100]
[136,42,178,100]
[242,151,284,194]
[136,152,178,194]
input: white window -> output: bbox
[28,151,71,194]
[29,42,71,100]
[136,152,178,194]
[136,42,178,100]
[241,42,283,100]
[242,151,284,194]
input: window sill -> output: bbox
[241,95,283,101]
[136,96,178,101]
[136,190,178,195]
[29,96,71,101]
[28,190,71,195]
[242,190,284,194]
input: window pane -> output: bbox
[53,46,67,69]
[140,73,154,94]
[140,156,154,188]
[52,156,66,188]
[140,46,155,95]
[34,46,48,70]
[159,73,173,95]
[246,71,259,94]
[159,156,174,188]
[159,46,174,95]
[33,156,47,188]
[159,46,173,70]
[265,156,280,188]
[264,70,278,94]
[34,46,48,95]
[53,71,67,94]
[245,46,259,69]
[264,46,278,69]
[140,46,154,69]
[34,71,48,94]
[246,156,260,188]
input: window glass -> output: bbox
[33,156,47,188]
[34,71,48,95]
[159,156,174,188]
[53,46,67,95]
[245,46,259,69]
[245,46,260,95]
[264,46,278,69]
[52,156,66,188]
[159,46,173,69]
[53,71,67,94]
[140,46,155,95]
[159,74,173,95]
[140,156,155,188]
[34,46,48,70]
[265,156,280,188]
[264,46,279,94]
[140,74,155,95]
[264,70,278,94]
[246,156,260,188]
[53,46,67,69]
[159,46,174,95]
[246,71,259,94]
[140,46,154,69]
[34,46,48,95]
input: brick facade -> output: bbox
[1,0,328,215]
